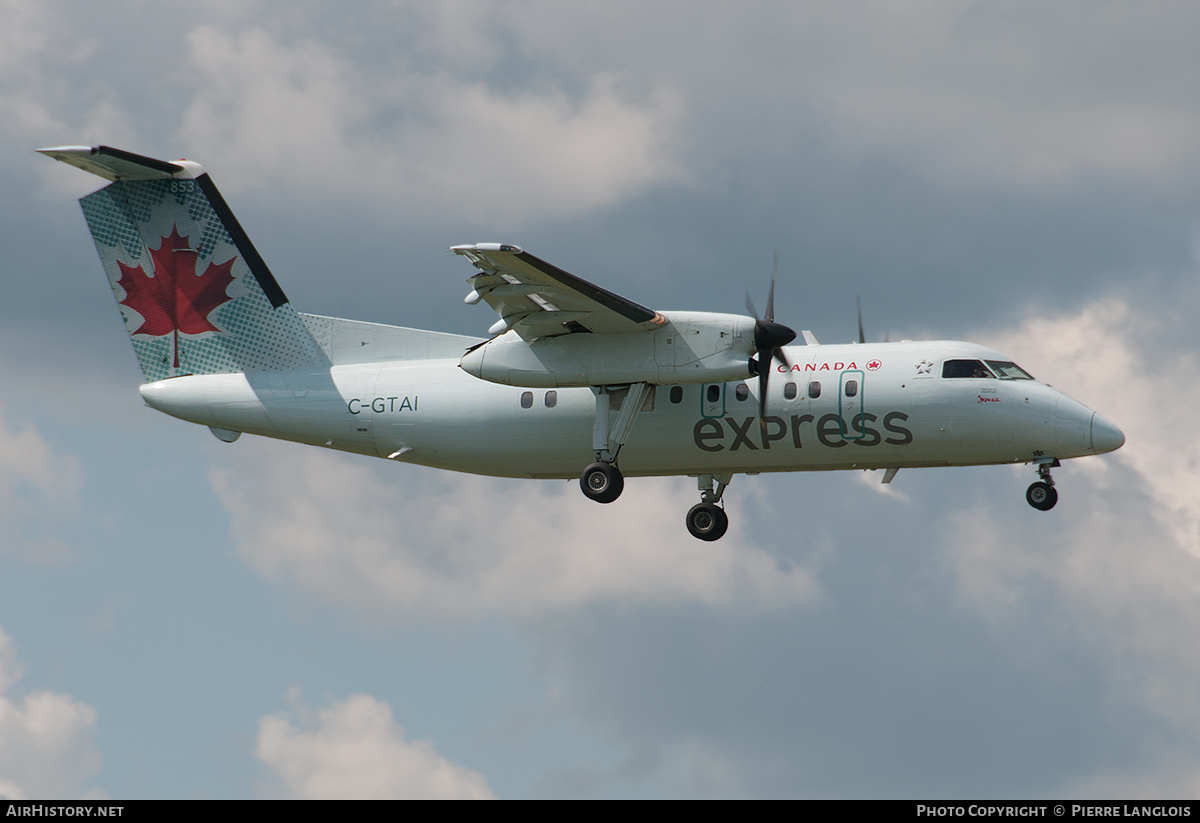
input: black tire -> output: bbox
[1026,481,1058,511]
[686,503,729,541]
[580,462,624,503]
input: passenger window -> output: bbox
[784,382,797,400]
[808,381,821,399]
[544,390,557,408]
[942,359,994,379]
[520,391,533,409]
[735,383,750,401]
[845,380,858,398]
[670,386,683,404]
[707,385,721,403]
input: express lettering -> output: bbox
[693,412,913,452]
[347,396,418,414]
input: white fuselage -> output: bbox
[138,338,1123,479]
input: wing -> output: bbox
[452,243,666,340]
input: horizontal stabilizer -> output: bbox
[37,145,197,181]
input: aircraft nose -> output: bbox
[1090,413,1125,454]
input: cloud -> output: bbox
[211,444,818,623]
[0,405,82,564]
[779,3,1200,192]
[175,23,685,227]
[0,628,102,800]
[923,296,1200,795]
[256,688,493,799]
[0,0,141,186]
[984,297,1200,557]
[15,2,1200,209]
[500,295,1200,798]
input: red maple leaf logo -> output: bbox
[117,226,235,368]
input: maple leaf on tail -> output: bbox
[117,226,236,368]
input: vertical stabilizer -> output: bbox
[41,146,328,381]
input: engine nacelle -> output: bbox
[459,311,758,388]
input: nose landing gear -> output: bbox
[1026,458,1059,511]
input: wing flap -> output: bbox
[453,244,664,339]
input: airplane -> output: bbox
[40,145,1125,541]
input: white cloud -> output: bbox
[175,23,684,227]
[19,1,1200,212]
[256,688,493,799]
[0,628,102,800]
[985,297,1200,557]
[932,296,1200,794]
[211,445,818,622]
[405,2,1200,194]
[0,405,82,564]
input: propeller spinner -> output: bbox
[745,251,796,422]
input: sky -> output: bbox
[2,0,1200,799]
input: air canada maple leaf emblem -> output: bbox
[117,226,235,368]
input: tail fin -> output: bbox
[40,146,327,381]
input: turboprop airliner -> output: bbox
[41,145,1124,541]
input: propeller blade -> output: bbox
[749,248,795,425]
[757,357,770,423]
[774,345,792,372]
[765,249,778,322]
[856,294,865,344]
[745,291,759,321]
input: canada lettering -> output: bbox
[778,361,860,373]
[693,411,913,452]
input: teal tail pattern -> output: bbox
[44,146,327,382]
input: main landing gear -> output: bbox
[580,461,623,504]
[578,383,651,505]
[576,384,733,540]
[1026,458,1059,511]
[687,474,731,541]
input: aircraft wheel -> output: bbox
[686,503,729,541]
[1026,481,1058,511]
[580,462,624,504]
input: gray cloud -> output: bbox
[0,405,82,564]
[7,0,1200,798]
[211,447,819,622]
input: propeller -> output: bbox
[856,293,866,344]
[745,249,797,423]
[856,293,890,343]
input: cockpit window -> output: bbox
[942,359,995,379]
[985,360,1035,380]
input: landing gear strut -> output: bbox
[687,474,731,541]
[577,383,651,505]
[1026,459,1059,511]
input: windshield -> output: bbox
[985,360,1035,380]
[942,359,994,378]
